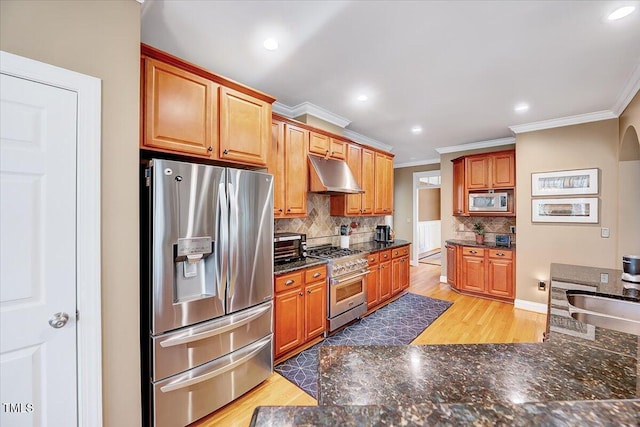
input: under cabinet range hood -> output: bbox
[308,154,364,194]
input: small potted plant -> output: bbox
[472,222,485,244]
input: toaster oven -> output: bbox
[274,233,307,264]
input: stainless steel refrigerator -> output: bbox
[140,158,274,427]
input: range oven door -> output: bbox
[329,270,368,319]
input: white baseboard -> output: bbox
[440,275,447,284]
[514,299,548,314]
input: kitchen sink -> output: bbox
[566,292,640,336]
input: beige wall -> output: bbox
[618,91,640,258]
[515,120,619,304]
[439,145,515,275]
[418,188,441,221]
[393,163,440,242]
[1,1,141,425]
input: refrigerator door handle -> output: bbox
[228,180,239,302]
[158,303,271,348]
[217,180,228,303]
[159,335,271,393]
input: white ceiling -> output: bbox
[141,1,640,166]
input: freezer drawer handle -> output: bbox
[158,304,270,348]
[159,335,270,393]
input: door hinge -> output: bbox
[144,168,151,187]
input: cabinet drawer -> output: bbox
[392,245,409,259]
[275,271,303,293]
[305,265,327,283]
[367,252,380,266]
[462,247,484,257]
[378,250,392,262]
[489,249,513,260]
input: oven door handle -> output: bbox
[331,269,370,285]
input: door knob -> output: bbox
[49,312,69,329]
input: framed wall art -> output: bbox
[532,198,599,223]
[531,168,598,196]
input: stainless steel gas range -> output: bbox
[307,245,369,332]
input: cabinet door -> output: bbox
[304,281,327,340]
[452,158,466,216]
[401,256,410,290]
[271,120,285,216]
[466,156,489,190]
[374,153,393,215]
[491,151,515,188]
[379,261,392,301]
[487,258,513,298]
[274,288,304,357]
[366,268,379,308]
[361,148,375,215]
[461,255,485,293]
[219,87,270,166]
[391,258,402,296]
[309,131,330,157]
[345,144,363,215]
[330,138,347,160]
[284,124,308,216]
[144,58,217,157]
[446,245,457,287]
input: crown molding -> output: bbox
[343,129,393,152]
[508,110,617,134]
[272,101,351,128]
[612,61,640,116]
[435,137,515,154]
[394,157,440,169]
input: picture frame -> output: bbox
[532,198,599,223]
[531,168,598,196]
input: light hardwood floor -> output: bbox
[192,262,547,427]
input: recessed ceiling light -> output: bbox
[356,94,368,102]
[607,6,636,21]
[411,126,423,134]
[514,103,529,113]
[263,38,279,50]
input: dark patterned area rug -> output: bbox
[274,292,452,398]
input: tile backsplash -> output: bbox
[453,216,516,243]
[275,194,386,247]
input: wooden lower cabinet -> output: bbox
[367,245,410,310]
[378,260,392,302]
[366,252,380,308]
[274,265,327,358]
[446,244,457,286]
[453,245,515,302]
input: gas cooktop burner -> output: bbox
[307,245,363,259]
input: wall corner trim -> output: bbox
[514,299,548,314]
[343,129,393,153]
[508,110,617,134]
[435,137,515,154]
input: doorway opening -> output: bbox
[412,170,441,266]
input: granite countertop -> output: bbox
[446,239,516,251]
[551,262,639,301]
[274,257,327,275]
[351,239,410,253]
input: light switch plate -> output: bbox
[600,273,609,283]
[601,227,610,238]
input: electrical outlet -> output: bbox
[600,273,609,283]
[601,227,610,238]
[510,226,516,234]
[458,223,465,231]
[538,280,546,291]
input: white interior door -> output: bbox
[1,73,78,426]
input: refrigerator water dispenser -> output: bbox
[173,236,214,302]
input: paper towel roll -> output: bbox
[340,235,350,249]
[384,215,393,227]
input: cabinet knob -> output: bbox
[285,279,295,286]
[279,209,283,213]
[207,146,213,152]
[287,209,291,212]
[307,289,312,294]
[299,292,303,296]
[223,149,229,155]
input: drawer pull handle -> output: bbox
[285,279,295,286]
[313,272,321,278]
[496,252,505,256]
[470,250,477,254]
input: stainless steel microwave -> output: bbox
[468,192,508,212]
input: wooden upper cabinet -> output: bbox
[143,57,218,157]
[344,144,363,215]
[309,131,330,157]
[329,138,347,160]
[271,120,286,216]
[491,151,516,188]
[330,144,379,217]
[374,153,394,215]
[360,148,375,214]
[219,87,270,166]
[282,124,309,216]
[452,157,466,216]
[465,156,489,190]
